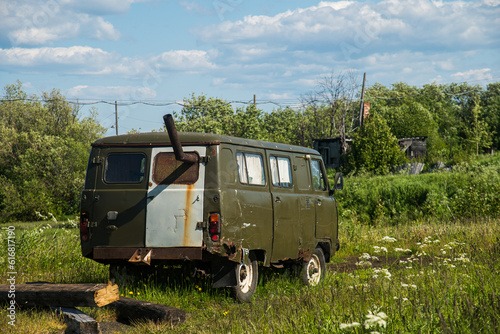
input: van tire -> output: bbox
[301,247,326,286]
[231,258,258,303]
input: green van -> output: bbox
[80,114,342,302]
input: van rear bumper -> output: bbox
[92,247,203,262]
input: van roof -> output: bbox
[92,132,319,155]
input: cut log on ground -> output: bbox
[52,307,100,334]
[107,297,186,325]
[0,283,119,308]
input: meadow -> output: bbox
[0,216,499,333]
[1,154,500,333]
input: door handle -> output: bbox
[275,197,281,203]
[316,199,322,206]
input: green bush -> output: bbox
[0,82,106,222]
[333,153,500,225]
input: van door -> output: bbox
[88,150,148,248]
[145,146,206,247]
[310,159,338,240]
[268,152,300,262]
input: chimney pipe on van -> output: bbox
[163,114,198,164]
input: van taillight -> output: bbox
[80,213,89,240]
[209,213,220,242]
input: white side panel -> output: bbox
[145,146,206,247]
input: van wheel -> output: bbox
[231,259,258,303]
[301,247,326,286]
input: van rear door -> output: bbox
[145,146,206,247]
[86,149,148,248]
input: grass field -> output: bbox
[1,216,499,333]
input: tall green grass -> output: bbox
[1,218,499,333]
[332,153,500,225]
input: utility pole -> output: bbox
[253,94,256,106]
[358,72,366,128]
[115,101,118,136]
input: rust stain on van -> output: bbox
[183,183,194,246]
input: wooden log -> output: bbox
[52,307,100,334]
[107,297,186,325]
[0,283,119,308]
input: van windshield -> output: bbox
[104,153,146,184]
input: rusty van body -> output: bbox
[80,114,342,302]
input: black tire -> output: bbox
[231,258,258,303]
[301,247,326,286]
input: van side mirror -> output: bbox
[329,172,343,196]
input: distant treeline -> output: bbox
[174,80,500,172]
[1,79,500,222]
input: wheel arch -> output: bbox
[317,241,331,263]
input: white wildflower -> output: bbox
[355,261,373,267]
[339,322,361,329]
[373,268,391,280]
[381,236,397,243]
[360,253,372,260]
[373,246,388,253]
[454,254,470,263]
[364,310,388,329]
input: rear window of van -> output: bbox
[152,152,200,185]
[104,153,146,183]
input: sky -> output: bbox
[1,0,499,136]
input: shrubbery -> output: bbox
[333,153,500,225]
[0,81,106,222]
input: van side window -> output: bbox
[310,159,326,191]
[236,152,265,185]
[104,153,146,184]
[270,156,293,188]
[153,152,199,185]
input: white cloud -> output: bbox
[152,50,216,72]
[67,85,157,99]
[451,68,493,82]
[1,0,124,46]
[0,46,114,67]
[198,0,500,57]
[0,46,217,78]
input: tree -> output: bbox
[349,113,407,175]
[262,107,301,145]
[312,70,361,153]
[481,82,500,151]
[174,93,234,134]
[0,81,106,222]
[465,98,492,155]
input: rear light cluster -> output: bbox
[80,212,89,241]
[209,213,221,242]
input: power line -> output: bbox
[0,84,495,109]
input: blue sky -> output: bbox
[1,0,499,136]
